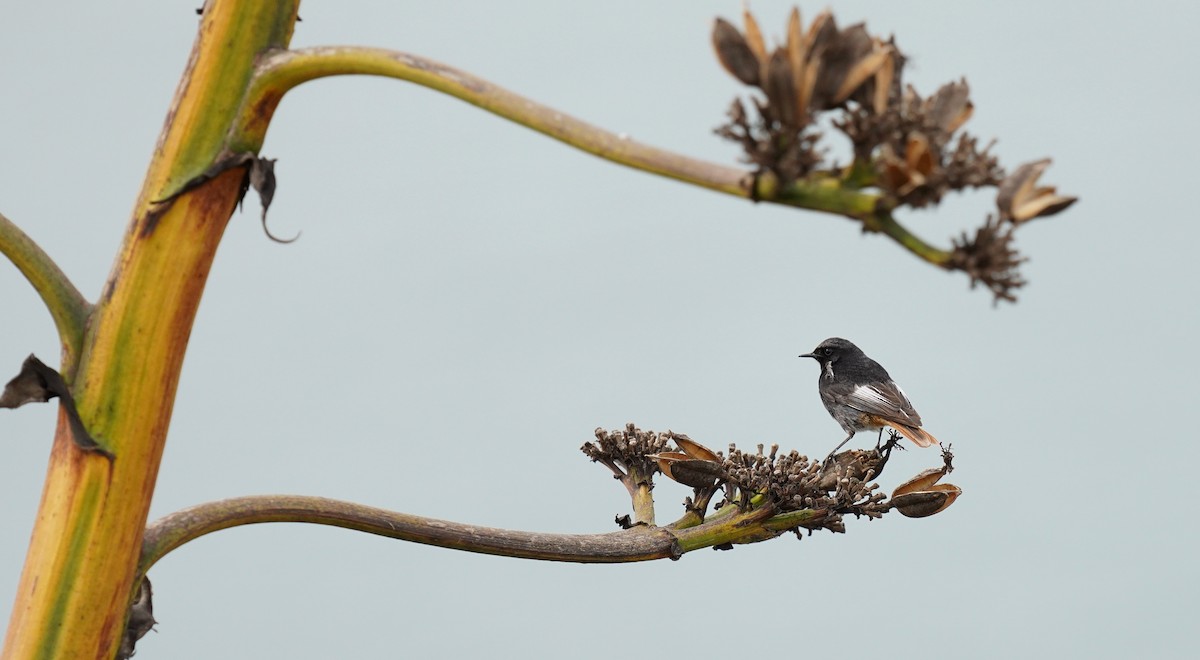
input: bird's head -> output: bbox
[799,337,861,366]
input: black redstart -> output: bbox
[799,337,939,458]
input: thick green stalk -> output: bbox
[2,2,299,658]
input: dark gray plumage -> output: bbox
[799,337,938,457]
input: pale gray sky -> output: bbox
[2,1,1196,658]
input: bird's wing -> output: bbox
[843,381,923,427]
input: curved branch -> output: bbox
[232,46,950,269]
[140,495,829,573]
[140,495,680,572]
[238,46,747,196]
[0,211,91,365]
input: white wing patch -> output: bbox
[847,384,916,422]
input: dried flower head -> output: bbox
[949,215,1027,304]
[720,443,890,534]
[709,6,1076,303]
[712,7,898,183]
[582,423,673,486]
[863,82,1003,207]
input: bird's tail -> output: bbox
[892,424,939,448]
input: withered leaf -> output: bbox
[248,156,297,243]
[116,576,156,660]
[0,355,113,458]
[0,356,53,408]
[147,152,296,242]
[144,152,255,235]
[996,158,1077,224]
[712,18,761,86]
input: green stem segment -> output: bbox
[0,211,91,368]
[865,211,954,266]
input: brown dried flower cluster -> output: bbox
[720,443,890,534]
[713,7,897,182]
[949,159,1076,302]
[589,425,958,541]
[949,215,1027,303]
[711,6,1077,303]
[844,80,1004,208]
[582,423,675,489]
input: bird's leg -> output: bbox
[874,428,885,450]
[823,432,855,464]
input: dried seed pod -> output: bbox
[996,159,1077,224]
[741,4,768,65]
[891,485,961,518]
[712,18,761,85]
[647,453,725,488]
[926,80,974,136]
[672,435,721,462]
[833,45,893,108]
[765,49,800,126]
[890,466,961,518]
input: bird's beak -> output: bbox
[798,353,816,359]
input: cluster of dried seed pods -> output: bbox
[711,6,1076,302]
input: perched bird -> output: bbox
[799,337,939,458]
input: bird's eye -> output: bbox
[820,348,832,355]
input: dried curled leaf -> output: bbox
[147,152,296,242]
[0,356,54,409]
[997,159,1077,224]
[0,355,113,458]
[116,577,156,660]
